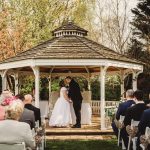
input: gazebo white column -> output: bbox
[132,72,137,91]
[48,75,52,102]
[32,66,40,108]
[85,66,91,90]
[100,66,108,130]
[1,70,8,91]
[48,67,54,104]
[14,72,19,95]
[120,70,125,99]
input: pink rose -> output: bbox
[1,96,16,106]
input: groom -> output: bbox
[65,76,83,128]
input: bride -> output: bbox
[49,80,72,127]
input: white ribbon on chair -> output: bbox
[127,119,139,150]
[118,115,125,146]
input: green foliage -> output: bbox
[127,0,150,72]
[0,0,94,59]
[19,75,34,95]
[51,78,60,91]
[131,0,150,46]
[91,77,100,100]
[91,76,121,101]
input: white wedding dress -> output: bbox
[49,87,72,127]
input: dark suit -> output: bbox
[116,100,135,120]
[19,108,35,129]
[111,100,135,147]
[68,79,83,125]
[123,103,148,148]
[124,103,148,126]
[137,109,150,150]
[25,104,41,127]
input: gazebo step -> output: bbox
[46,129,114,136]
[46,135,115,140]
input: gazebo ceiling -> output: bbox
[0,22,142,66]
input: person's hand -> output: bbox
[68,100,73,103]
[146,104,150,107]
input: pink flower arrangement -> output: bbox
[1,96,17,106]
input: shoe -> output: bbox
[72,124,81,128]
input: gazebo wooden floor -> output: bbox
[45,115,114,140]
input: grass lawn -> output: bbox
[46,140,121,150]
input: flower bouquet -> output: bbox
[1,96,16,106]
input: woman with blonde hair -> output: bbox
[0,100,35,149]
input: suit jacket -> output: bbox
[138,108,150,135]
[25,104,41,126]
[116,100,135,120]
[19,108,35,129]
[124,103,148,126]
[0,120,35,148]
[68,79,83,103]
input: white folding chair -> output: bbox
[127,119,139,150]
[0,142,26,150]
[35,121,40,128]
[140,127,150,150]
[41,117,46,149]
[117,115,126,149]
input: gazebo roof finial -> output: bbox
[52,21,88,37]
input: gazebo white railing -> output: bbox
[91,100,119,115]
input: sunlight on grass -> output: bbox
[46,140,121,150]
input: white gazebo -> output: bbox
[0,21,143,130]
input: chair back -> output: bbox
[120,115,125,123]
[131,119,139,128]
[35,120,39,128]
[0,142,25,150]
[145,127,150,139]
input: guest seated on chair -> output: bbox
[123,90,148,148]
[112,89,135,136]
[0,100,35,149]
[24,94,41,127]
[16,94,35,129]
[136,108,150,150]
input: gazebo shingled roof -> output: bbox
[0,22,141,65]
[52,21,88,36]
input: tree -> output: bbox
[85,0,131,54]
[0,0,91,61]
[127,0,150,95]
[127,0,150,72]
[131,0,150,52]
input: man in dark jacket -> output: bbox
[24,94,41,127]
[65,76,83,128]
[112,89,135,148]
[123,90,148,148]
[137,109,150,150]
